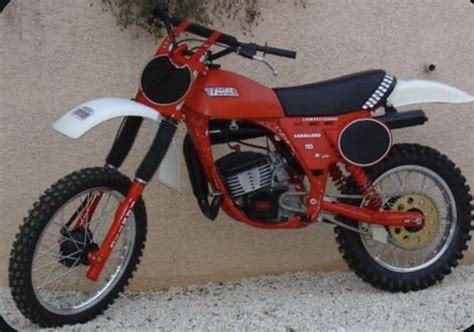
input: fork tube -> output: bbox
[86,181,145,281]
[86,118,178,281]
[105,116,143,169]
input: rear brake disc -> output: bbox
[388,193,439,250]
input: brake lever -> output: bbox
[252,55,278,76]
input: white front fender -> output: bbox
[387,79,474,108]
[53,97,180,192]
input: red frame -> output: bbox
[85,22,424,280]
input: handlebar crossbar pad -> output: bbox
[170,17,239,47]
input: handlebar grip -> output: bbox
[170,17,240,47]
[152,7,168,21]
[153,7,173,34]
[258,45,297,59]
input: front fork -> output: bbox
[86,117,177,281]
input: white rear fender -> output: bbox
[53,97,180,191]
[387,79,474,108]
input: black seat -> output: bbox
[274,70,397,117]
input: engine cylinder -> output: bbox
[216,152,272,197]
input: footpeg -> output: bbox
[205,194,222,220]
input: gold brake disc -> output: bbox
[388,193,439,250]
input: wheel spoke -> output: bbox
[33,249,84,273]
[35,241,66,259]
[42,230,85,249]
[390,173,404,193]
[38,261,65,292]
[39,258,81,292]
[73,266,89,300]
[95,193,112,234]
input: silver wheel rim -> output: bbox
[31,188,136,315]
[360,165,457,273]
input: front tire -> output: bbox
[335,144,473,292]
[9,167,147,327]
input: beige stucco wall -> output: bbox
[0,0,473,290]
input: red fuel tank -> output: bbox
[185,69,285,119]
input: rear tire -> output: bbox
[9,167,147,327]
[335,144,473,292]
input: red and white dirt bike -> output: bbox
[9,7,474,328]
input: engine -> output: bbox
[216,151,303,223]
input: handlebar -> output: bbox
[153,7,297,60]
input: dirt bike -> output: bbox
[8,7,474,328]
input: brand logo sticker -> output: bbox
[72,106,95,120]
[204,87,240,97]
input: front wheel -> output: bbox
[336,144,473,292]
[9,167,147,327]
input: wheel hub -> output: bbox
[59,227,98,267]
[388,193,439,250]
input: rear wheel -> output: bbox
[9,167,147,327]
[335,144,473,292]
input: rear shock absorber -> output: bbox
[344,163,383,210]
[329,163,347,191]
[326,134,382,210]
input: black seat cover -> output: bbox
[274,70,397,117]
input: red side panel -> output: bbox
[185,69,285,119]
[278,112,369,170]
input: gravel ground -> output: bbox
[1,265,473,332]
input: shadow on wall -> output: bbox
[0,315,17,331]
[0,0,10,13]
[1,1,16,331]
